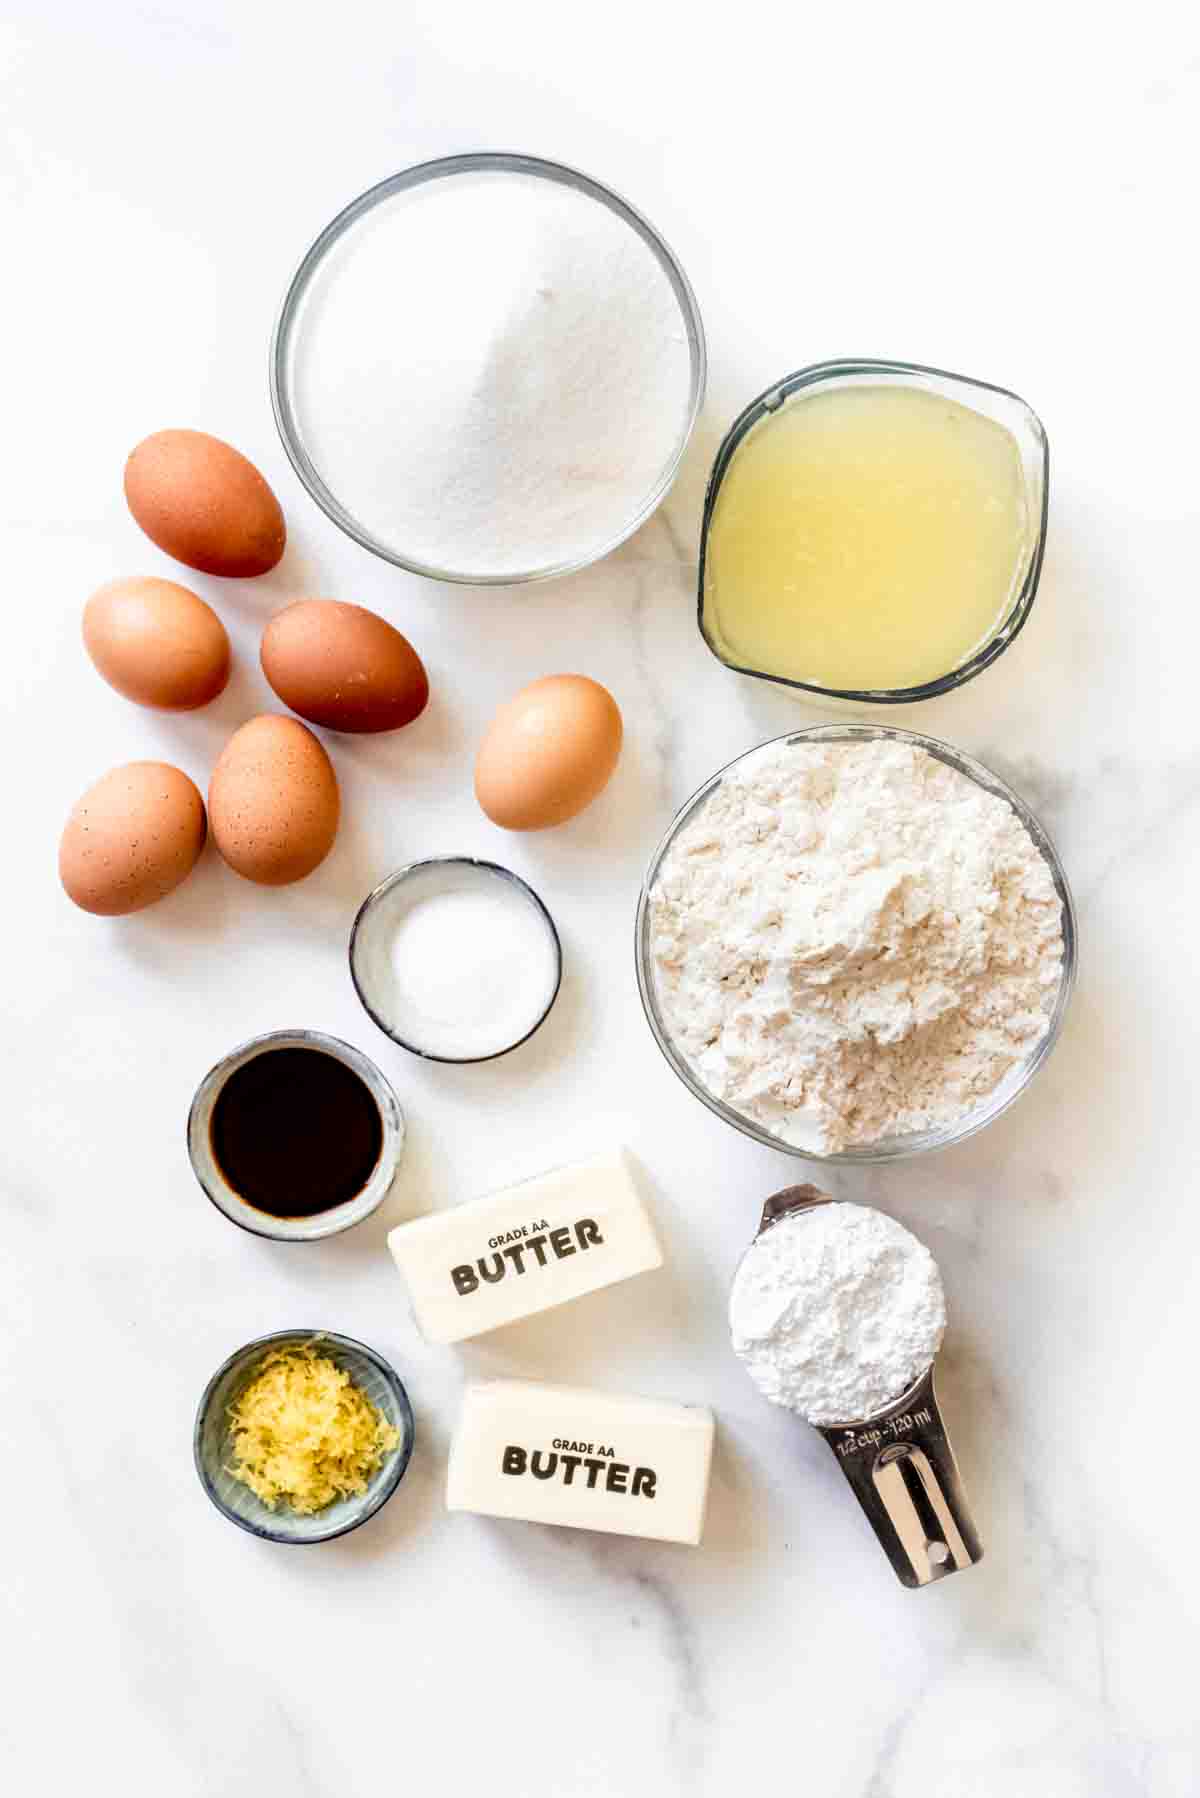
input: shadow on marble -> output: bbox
[220,1112,440,1304]
[830,938,1096,1232]
[448,1155,726,1392]
[210,531,333,618]
[101,838,239,962]
[389,950,590,1111]
[508,717,672,891]
[655,399,724,562]
[294,1396,449,1567]
[720,498,1092,762]
[150,640,274,763]
[318,684,467,790]
[98,754,399,967]
[447,1450,753,1603]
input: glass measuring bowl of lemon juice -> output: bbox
[699,359,1048,703]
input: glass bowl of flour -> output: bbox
[271,153,706,584]
[636,725,1077,1163]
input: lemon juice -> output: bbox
[702,382,1031,693]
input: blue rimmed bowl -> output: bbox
[194,1330,414,1543]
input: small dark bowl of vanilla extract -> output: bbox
[188,1030,405,1240]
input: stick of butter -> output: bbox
[447,1379,715,1546]
[387,1150,663,1344]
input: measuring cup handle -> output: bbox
[816,1366,983,1588]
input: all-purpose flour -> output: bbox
[729,1203,946,1424]
[648,738,1064,1152]
[291,170,694,578]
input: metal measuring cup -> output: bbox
[734,1185,983,1588]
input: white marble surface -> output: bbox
[4,3,1200,1793]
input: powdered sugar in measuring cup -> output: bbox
[730,1187,982,1587]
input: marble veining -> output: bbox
[4,5,1200,1796]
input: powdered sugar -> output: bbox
[648,737,1064,1152]
[729,1202,946,1424]
[291,169,695,578]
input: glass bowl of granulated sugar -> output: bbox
[271,152,706,584]
[636,724,1078,1164]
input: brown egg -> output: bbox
[124,429,286,577]
[209,715,339,885]
[59,762,207,915]
[475,675,623,830]
[260,599,429,733]
[83,576,231,710]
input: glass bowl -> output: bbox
[348,857,563,1063]
[635,725,1077,1164]
[271,151,707,585]
[194,1329,414,1544]
[698,359,1048,703]
[187,1028,405,1241]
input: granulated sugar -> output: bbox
[291,169,694,578]
[729,1203,946,1425]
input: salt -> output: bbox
[351,861,561,1061]
[289,167,695,578]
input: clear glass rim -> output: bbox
[270,151,708,586]
[697,357,1049,703]
[186,1028,405,1240]
[193,1328,415,1544]
[348,857,563,1063]
[635,724,1078,1165]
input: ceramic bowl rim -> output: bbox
[186,1028,404,1241]
[193,1328,415,1544]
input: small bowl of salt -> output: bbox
[349,858,563,1063]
